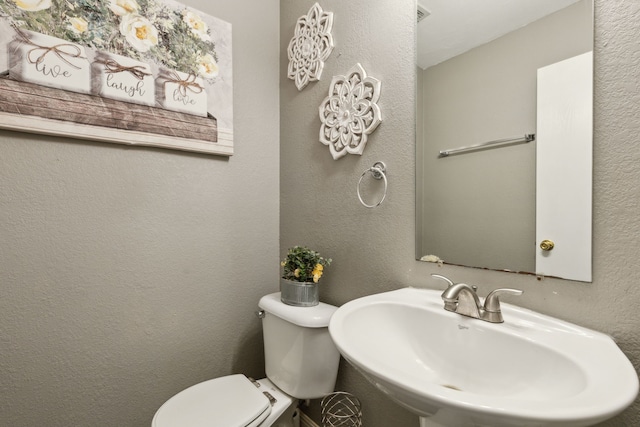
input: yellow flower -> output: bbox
[13,0,51,11]
[311,264,324,283]
[294,268,300,278]
[68,17,88,34]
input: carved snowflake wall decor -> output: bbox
[287,3,334,91]
[319,63,383,160]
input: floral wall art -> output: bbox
[0,0,233,156]
[287,2,334,91]
[319,63,382,160]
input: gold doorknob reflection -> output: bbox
[540,240,555,251]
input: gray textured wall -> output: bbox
[0,0,280,425]
[281,0,640,426]
[280,0,418,424]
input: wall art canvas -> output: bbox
[0,0,233,156]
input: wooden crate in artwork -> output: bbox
[0,77,220,147]
[156,68,208,117]
[91,51,155,107]
[9,28,91,95]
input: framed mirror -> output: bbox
[416,0,594,281]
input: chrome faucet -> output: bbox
[431,274,523,323]
[441,282,483,318]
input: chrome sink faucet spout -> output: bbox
[431,274,523,323]
[442,282,482,318]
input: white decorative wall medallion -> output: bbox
[287,3,335,91]
[319,63,382,160]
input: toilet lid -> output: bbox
[152,374,272,427]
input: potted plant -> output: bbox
[280,246,331,306]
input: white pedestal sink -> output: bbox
[328,288,638,427]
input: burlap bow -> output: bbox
[96,58,151,80]
[13,25,86,70]
[161,71,204,97]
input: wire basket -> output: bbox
[321,392,363,427]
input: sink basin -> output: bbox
[328,288,638,427]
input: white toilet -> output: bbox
[152,292,341,427]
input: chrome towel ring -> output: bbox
[357,161,388,208]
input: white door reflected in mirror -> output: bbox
[536,51,593,282]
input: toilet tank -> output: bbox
[258,293,340,399]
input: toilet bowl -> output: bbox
[152,292,341,427]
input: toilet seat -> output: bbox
[152,374,272,427]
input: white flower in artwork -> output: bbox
[196,53,219,79]
[109,0,139,16]
[287,2,334,91]
[12,0,51,11]
[119,14,159,52]
[67,16,88,34]
[183,10,211,42]
[319,63,382,160]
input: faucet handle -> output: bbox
[484,288,523,312]
[431,274,454,288]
